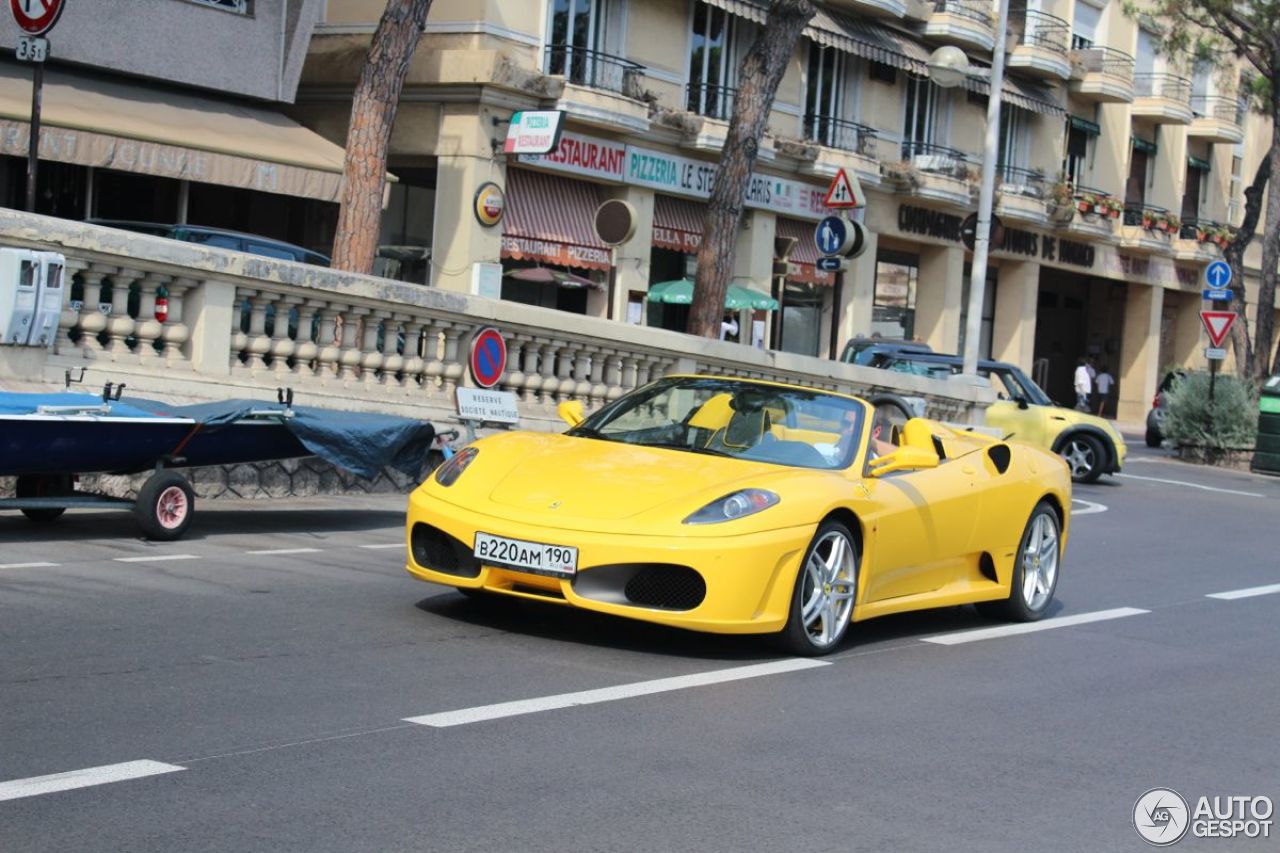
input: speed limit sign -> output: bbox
[10,0,65,36]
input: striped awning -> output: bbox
[502,169,610,271]
[652,194,705,253]
[776,218,834,287]
[703,0,1064,117]
[1069,115,1102,135]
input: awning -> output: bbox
[775,218,834,287]
[1069,115,1102,135]
[502,169,611,271]
[652,194,704,253]
[1133,136,1158,155]
[504,266,602,290]
[1187,154,1212,171]
[647,278,779,310]
[0,65,348,202]
[704,0,1064,117]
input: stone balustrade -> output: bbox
[0,211,993,433]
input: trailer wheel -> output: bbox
[136,471,195,541]
[16,474,70,523]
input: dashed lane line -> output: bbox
[0,761,185,803]
[0,561,59,569]
[359,543,403,550]
[245,548,322,556]
[1206,583,1280,601]
[112,554,201,563]
[403,659,831,728]
[1116,472,1265,498]
[920,607,1150,646]
[1071,499,1107,516]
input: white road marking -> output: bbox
[404,659,831,728]
[0,561,58,569]
[1071,498,1107,516]
[1206,583,1280,601]
[245,548,322,556]
[0,760,185,803]
[112,554,200,563]
[1116,472,1265,498]
[921,607,1150,645]
[359,543,403,550]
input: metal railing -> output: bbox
[931,0,992,26]
[901,141,972,177]
[997,165,1048,198]
[686,83,737,120]
[1011,9,1069,53]
[1071,45,1135,82]
[1134,72,1192,102]
[803,114,879,157]
[1178,217,1231,242]
[1122,202,1172,228]
[1191,94,1244,125]
[544,45,645,96]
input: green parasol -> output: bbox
[646,279,778,310]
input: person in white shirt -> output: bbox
[1095,365,1114,417]
[719,313,739,342]
[1073,357,1092,411]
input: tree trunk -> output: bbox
[1258,92,1280,383]
[330,0,433,274]
[688,0,816,339]
[1224,154,1269,379]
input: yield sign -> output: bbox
[823,168,861,208]
[1200,311,1236,348]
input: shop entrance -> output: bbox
[1033,267,1128,406]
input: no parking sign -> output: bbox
[468,326,507,389]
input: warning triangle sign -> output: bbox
[1200,311,1236,348]
[823,168,860,208]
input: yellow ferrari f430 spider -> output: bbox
[406,375,1071,655]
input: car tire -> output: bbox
[1060,433,1106,483]
[976,501,1060,622]
[779,520,859,656]
[1145,428,1161,448]
[135,471,195,541]
[15,474,70,523]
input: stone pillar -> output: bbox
[915,244,965,352]
[432,106,505,294]
[837,229,878,345]
[1118,282,1164,422]
[184,278,236,377]
[1170,291,1202,370]
[991,259,1040,369]
[733,210,777,347]
[606,185,655,324]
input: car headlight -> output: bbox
[683,489,779,525]
[433,447,478,487]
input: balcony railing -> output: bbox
[1178,217,1233,244]
[1073,45,1135,81]
[803,114,878,157]
[932,0,991,25]
[1191,94,1245,124]
[1134,72,1192,101]
[1123,202,1179,233]
[686,83,737,120]
[997,165,1048,198]
[544,45,645,96]
[1011,9,1069,53]
[901,141,972,177]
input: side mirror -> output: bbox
[867,445,939,477]
[1017,398,1030,410]
[557,400,585,427]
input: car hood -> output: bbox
[427,431,819,528]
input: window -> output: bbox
[1064,113,1098,186]
[872,250,919,339]
[869,61,897,84]
[1181,162,1205,221]
[547,0,622,87]
[688,3,751,119]
[805,45,846,123]
[998,106,1027,169]
[1071,0,1099,50]
[1229,151,1243,224]
[902,74,943,157]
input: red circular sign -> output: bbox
[468,326,507,389]
[10,0,65,36]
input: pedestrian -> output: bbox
[1073,356,1092,411]
[719,313,739,342]
[1095,364,1114,417]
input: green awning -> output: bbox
[1188,154,1212,171]
[647,279,779,310]
[1132,137,1158,155]
[1069,115,1101,135]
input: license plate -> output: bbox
[473,532,578,577]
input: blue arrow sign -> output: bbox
[816,256,843,272]
[1203,288,1232,301]
[815,216,848,257]
[1205,260,1232,289]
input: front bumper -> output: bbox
[405,488,814,634]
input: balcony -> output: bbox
[1006,10,1071,80]
[924,0,995,53]
[1119,203,1177,254]
[1052,185,1120,239]
[823,0,908,19]
[1132,73,1193,124]
[544,45,649,132]
[1174,217,1233,262]
[1068,46,1135,103]
[801,114,883,186]
[885,141,976,206]
[995,166,1049,224]
[682,83,775,156]
[1188,95,1246,144]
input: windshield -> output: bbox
[988,366,1052,406]
[567,377,867,470]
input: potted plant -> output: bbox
[1076,191,1097,214]
[1163,213,1181,235]
[1142,210,1158,230]
[1100,197,1124,219]
[1047,177,1076,223]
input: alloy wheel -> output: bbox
[1062,438,1097,479]
[799,529,858,649]
[1020,512,1059,612]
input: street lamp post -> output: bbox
[926,0,1012,378]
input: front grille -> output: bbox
[623,566,707,611]
[410,523,480,578]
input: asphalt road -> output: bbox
[2,447,1278,852]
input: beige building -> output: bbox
[299,0,1262,421]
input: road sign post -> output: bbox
[822,168,861,209]
[10,0,66,214]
